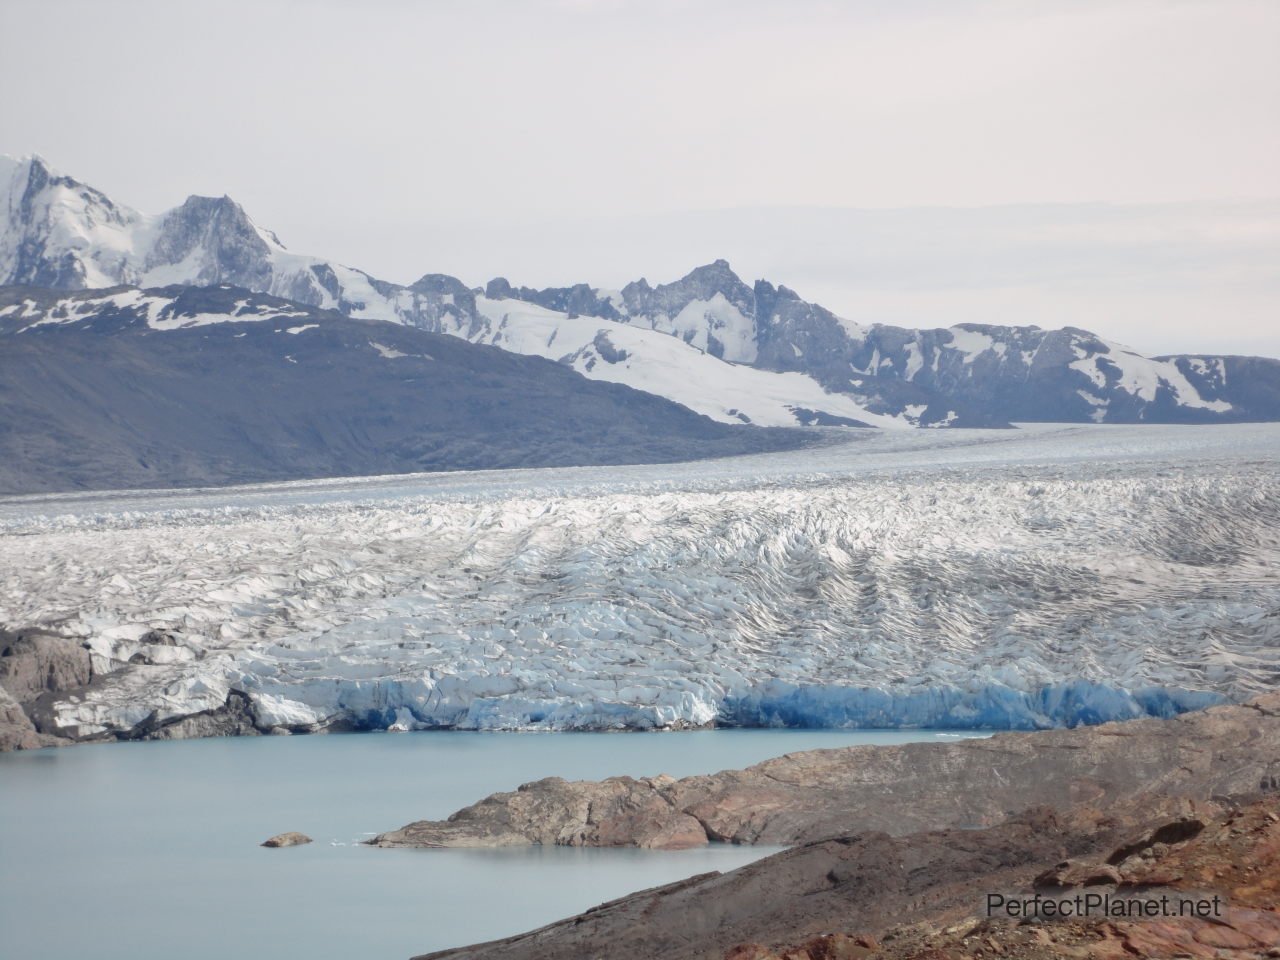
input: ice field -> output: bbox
[2,423,1277,738]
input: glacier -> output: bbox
[1,423,1277,740]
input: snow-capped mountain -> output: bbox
[3,154,1277,427]
[487,262,1280,425]
[0,155,927,429]
[0,283,800,493]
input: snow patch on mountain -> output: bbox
[1,285,323,333]
[646,292,758,363]
[473,297,907,428]
[3,155,1275,427]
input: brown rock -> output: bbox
[793,934,878,959]
[375,694,1280,850]
[408,801,1155,960]
[408,776,1280,960]
[261,831,312,847]
[0,629,93,752]
[1033,859,1123,888]
[0,630,92,704]
[0,685,43,751]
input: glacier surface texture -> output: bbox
[1,424,1277,739]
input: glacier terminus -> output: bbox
[3,423,1276,743]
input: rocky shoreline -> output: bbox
[398,696,1280,960]
[6,630,1277,959]
[370,694,1280,850]
[413,793,1280,960]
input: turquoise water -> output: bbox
[0,728,987,960]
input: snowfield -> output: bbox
[2,423,1277,739]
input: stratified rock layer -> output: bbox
[373,694,1280,849]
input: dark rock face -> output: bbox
[0,687,43,751]
[371,694,1280,850]
[0,629,94,750]
[485,277,622,320]
[146,195,274,291]
[0,631,92,703]
[0,284,807,494]
[497,262,1280,425]
[123,691,263,743]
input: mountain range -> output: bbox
[1,154,1277,491]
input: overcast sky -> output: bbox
[2,0,1277,357]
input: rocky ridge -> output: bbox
[414,795,1280,960]
[372,694,1280,849]
[0,283,803,494]
[406,698,1280,960]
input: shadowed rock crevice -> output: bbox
[120,690,265,742]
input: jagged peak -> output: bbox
[0,153,52,177]
[485,277,514,299]
[411,273,471,297]
[952,321,1043,335]
[0,154,80,199]
[173,193,247,214]
[679,258,742,285]
[159,193,285,249]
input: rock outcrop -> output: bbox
[0,630,92,702]
[721,795,1280,960]
[411,790,1280,960]
[0,629,93,750]
[0,685,43,751]
[373,694,1280,849]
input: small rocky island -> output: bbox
[260,832,312,848]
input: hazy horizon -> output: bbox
[2,0,1276,358]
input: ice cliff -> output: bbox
[1,425,1276,742]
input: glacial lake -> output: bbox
[0,728,989,960]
